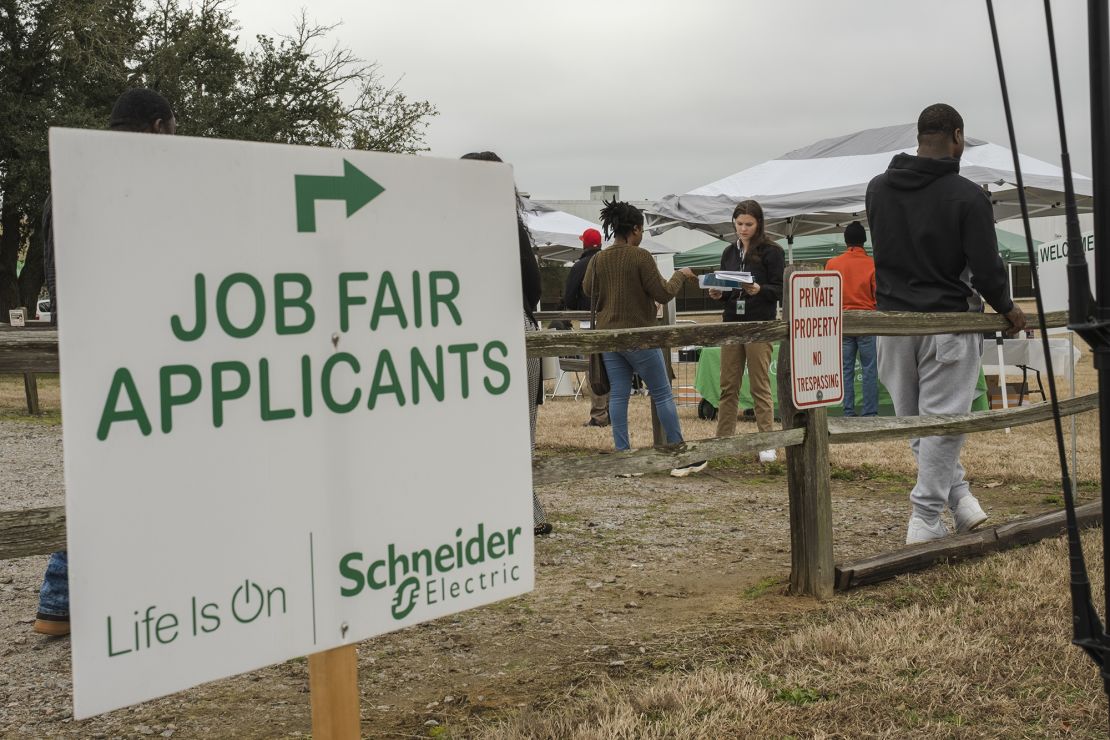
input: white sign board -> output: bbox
[49,129,535,719]
[789,271,843,408]
[1034,231,1095,314]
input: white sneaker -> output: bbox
[670,460,708,478]
[758,449,777,463]
[953,495,988,533]
[906,515,948,544]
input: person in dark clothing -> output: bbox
[461,150,550,536]
[564,227,609,426]
[43,88,176,327]
[34,87,177,639]
[547,298,572,331]
[564,227,602,311]
[708,200,785,463]
[866,103,1026,545]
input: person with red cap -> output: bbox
[564,227,609,426]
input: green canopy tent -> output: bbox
[675,228,1034,414]
[674,228,1038,269]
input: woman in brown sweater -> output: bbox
[584,200,697,452]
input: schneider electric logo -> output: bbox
[338,523,523,620]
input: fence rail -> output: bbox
[0,308,1094,597]
[0,327,59,373]
[836,501,1103,589]
[533,428,804,486]
[0,310,1068,368]
[525,310,1066,358]
[0,506,65,560]
[827,392,1098,444]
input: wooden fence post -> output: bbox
[651,297,679,446]
[777,266,834,599]
[308,644,360,739]
[23,372,40,415]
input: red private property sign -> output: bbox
[790,271,843,409]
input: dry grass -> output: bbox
[0,373,61,422]
[516,333,1107,737]
[477,532,1107,738]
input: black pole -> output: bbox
[991,0,1110,720]
[1092,1,1110,315]
[786,216,795,264]
[1086,3,1110,660]
[1042,1,1110,708]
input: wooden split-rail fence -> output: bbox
[0,308,1100,599]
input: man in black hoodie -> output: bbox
[866,103,1025,545]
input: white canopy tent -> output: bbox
[648,122,1093,251]
[522,199,679,262]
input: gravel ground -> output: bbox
[0,418,1067,738]
[0,421,64,510]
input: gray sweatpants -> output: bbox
[877,333,983,521]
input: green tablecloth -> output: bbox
[691,345,988,417]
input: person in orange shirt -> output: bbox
[826,221,878,416]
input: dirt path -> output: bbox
[0,419,1074,738]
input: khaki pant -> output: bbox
[716,342,774,437]
[588,384,610,424]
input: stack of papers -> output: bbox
[698,271,753,289]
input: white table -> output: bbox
[980,337,1081,404]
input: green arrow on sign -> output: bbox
[295,159,385,233]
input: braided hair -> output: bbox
[598,198,643,241]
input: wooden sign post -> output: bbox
[308,645,360,739]
[777,266,837,599]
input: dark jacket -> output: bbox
[715,239,785,322]
[865,153,1013,314]
[563,248,600,311]
[518,218,542,324]
[43,194,56,324]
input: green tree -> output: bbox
[235,16,435,153]
[0,0,140,314]
[0,0,437,321]
[132,0,243,138]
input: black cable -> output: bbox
[987,0,1110,720]
[1041,0,1110,678]
[983,2,1071,497]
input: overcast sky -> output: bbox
[231,0,1094,201]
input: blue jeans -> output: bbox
[38,551,69,617]
[843,335,878,417]
[602,349,683,451]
